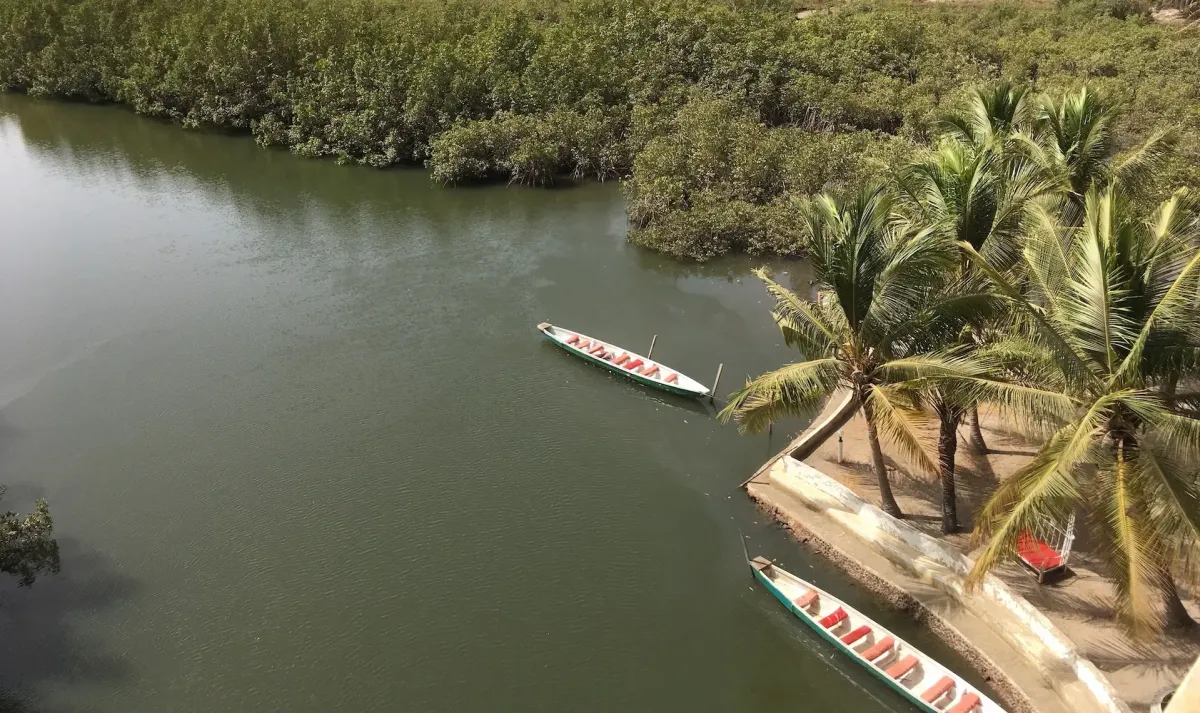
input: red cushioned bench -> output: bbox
[860,637,894,662]
[819,607,847,629]
[921,676,955,704]
[1017,532,1064,582]
[840,625,871,645]
[793,591,819,610]
[884,654,919,680]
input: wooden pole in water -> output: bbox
[647,334,658,359]
[710,363,724,403]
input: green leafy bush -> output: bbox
[1,0,1196,258]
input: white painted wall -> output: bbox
[776,455,1132,713]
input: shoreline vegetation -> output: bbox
[0,0,1197,263]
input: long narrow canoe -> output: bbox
[749,556,1005,713]
[537,322,710,398]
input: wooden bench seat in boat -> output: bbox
[641,364,660,377]
[614,354,630,366]
[921,676,955,704]
[819,608,847,628]
[665,373,679,384]
[885,655,919,680]
[861,637,894,662]
[793,591,819,610]
[946,692,981,713]
[840,625,871,645]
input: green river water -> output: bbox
[0,93,980,713]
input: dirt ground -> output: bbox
[801,405,1200,711]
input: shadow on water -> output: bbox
[0,93,597,252]
[0,479,138,712]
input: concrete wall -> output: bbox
[774,454,1132,713]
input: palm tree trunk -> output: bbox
[969,404,988,453]
[860,396,903,519]
[1162,571,1197,630]
[937,405,962,534]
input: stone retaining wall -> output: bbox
[774,454,1131,713]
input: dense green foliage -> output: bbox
[1,0,1198,258]
[724,82,1200,632]
[0,488,59,587]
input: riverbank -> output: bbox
[745,400,1200,713]
[3,0,1198,260]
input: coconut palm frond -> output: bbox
[960,377,1079,433]
[752,268,840,359]
[863,227,956,346]
[1138,407,1200,467]
[1136,443,1200,545]
[877,351,980,381]
[801,184,898,332]
[866,384,940,477]
[1063,189,1140,373]
[1110,128,1177,197]
[1116,247,1200,384]
[1019,202,1072,306]
[1135,444,1200,590]
[961,241,1098,388]
[939,82,1032,150]
[1093,450,1171,637]
[718,358,842,434]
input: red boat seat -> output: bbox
[922,676,955,704]
[665,373,679,384]
[641,365,660,378]
[625,359,644,371]
[840,625,871,645]
[566,335,580,345]
[1017,532,1063,571]
[885,655,919,680]
[947,693,981,713]
[576,339,590,350]
[615,355,630,366]
[861,637,894,661]
[793,591,819,610]
[589,345,606,356]
[819,608,848,629]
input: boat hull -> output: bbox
[538,325,709,398]
[751,560,1002,713]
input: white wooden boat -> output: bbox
[750,556,1004,713]
[537,322,710,398]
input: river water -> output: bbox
[0,94,969,713]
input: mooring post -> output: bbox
[647,334,658,360]
[710,363,724,403]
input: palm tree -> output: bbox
[960,184,1200,634]
[1019,88,1174,222]
[941,82,1033,154]
[720,183,970,518]
[897,137,1050,532]
[939,81,1043,455]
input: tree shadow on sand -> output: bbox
[0,531,138,712]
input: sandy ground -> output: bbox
[800,404,1200,711]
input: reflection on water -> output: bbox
[0,92,969,713]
